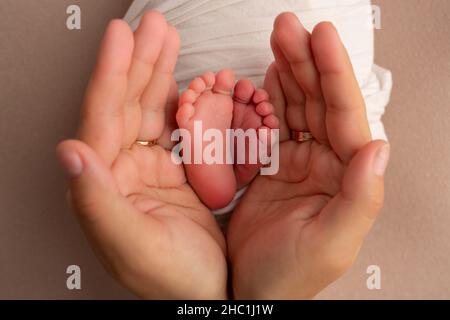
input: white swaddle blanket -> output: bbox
[124,0,392,141]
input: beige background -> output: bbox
[0,0,449,299]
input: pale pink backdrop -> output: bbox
[0,0,448,299]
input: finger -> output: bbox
[263,62,290,141]
[313,140,390,271]
[123,11,168,147]
[126,11,167,101]
[157,76,179,149]
[56,140,163,277]
[270,31,308,133]
[78,20,134,166]
[272,12,328,144]
[311,22,372,163]
[57,139,120,215]
[139,24,180,142]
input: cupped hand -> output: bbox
[56,12,227,299]
[227,13,390,299]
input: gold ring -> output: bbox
[135,140,158,147]
[291,131,314,142]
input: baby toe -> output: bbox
[188,77,207,94]
[253,88,270,104]
[263,114,280,129]
[255,101,275,117]
[201,71,216,89]
[179,89,198,106]
[176,103,195,127]
[213,69,235,95]
[233,79,255,104]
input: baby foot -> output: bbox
[232,79,279,188]
[176,69,237,209]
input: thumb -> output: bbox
[315,140,390,262]
[56,139,145,244]
[56,140,155,284]
[56,139,121,222]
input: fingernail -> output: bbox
[373,144,390,176]
[325,21,337,31]
[57,149,83,179]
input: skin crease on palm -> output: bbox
[56,11,389,299]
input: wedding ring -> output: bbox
[135,140,158,147]
[291,131,314,142]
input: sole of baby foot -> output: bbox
[232,79,279,188]
[176,69,237,210]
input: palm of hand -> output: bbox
[225,14,384,299]
[228,140,348,298]
[108,144,227,298]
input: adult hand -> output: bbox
[56,12,227,299]
[228,13,390,299]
